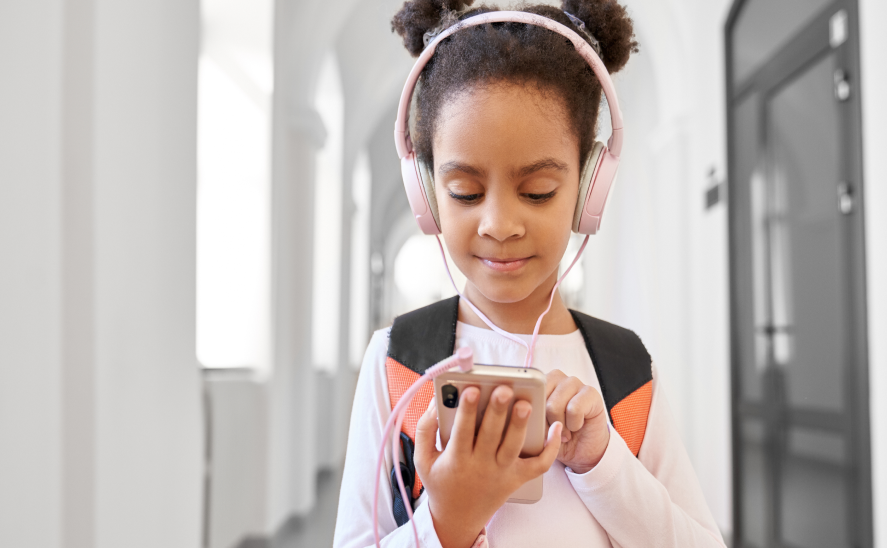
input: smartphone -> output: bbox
[433,363,547,504]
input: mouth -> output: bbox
[476,256,532,273]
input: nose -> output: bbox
[477,190,524,242]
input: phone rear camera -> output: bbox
[441,384,459,408]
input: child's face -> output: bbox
[432,83,580,305]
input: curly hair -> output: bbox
[391,0,638,168]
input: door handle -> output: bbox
[837,182,853,214]
[834,69,851,101]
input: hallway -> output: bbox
[2,0,887,547]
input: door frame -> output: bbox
[724,0,872,546]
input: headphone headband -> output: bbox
[393,10,624,160]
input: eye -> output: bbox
[523,190,557,203]
[448,190,483,204]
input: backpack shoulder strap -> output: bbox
[385,296,459,522]
[569,310,653,456]
[388,294,460,375]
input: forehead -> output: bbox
[432,84,579,168]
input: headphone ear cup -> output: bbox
[574,141,620,235]
[417,159,440,229]
[400,152,441,235]
[573,142,605,233]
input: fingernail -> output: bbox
[496,391,509,404]
[561,434,569,443]
[465,389,478,403]
[516,405,530,419]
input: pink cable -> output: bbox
[374,350,472,547]
[373,236,590,546]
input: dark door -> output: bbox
[726,1,871,547]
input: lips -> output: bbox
[477,256,532,272]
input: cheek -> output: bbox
[443,232,476,269]
[541,193,578,242]
[436,196,474,254]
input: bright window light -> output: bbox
[196,0,273,373]
[350,150,372,368]
[393,234,466,318]
[312,52,345,374]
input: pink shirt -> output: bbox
[333,322,727,548]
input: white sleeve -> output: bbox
[332,329,446,548]
[564,363,726,548]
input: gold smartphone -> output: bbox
[433,364,547,504]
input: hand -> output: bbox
[545,369,609,474]
[414,385,562,548]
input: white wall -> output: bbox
[205,375,269,548]
[859,0,887,545]
[0,1,204,547]
[582,0,734,534]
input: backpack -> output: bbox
[385,296,653,526]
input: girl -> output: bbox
[334,1,727,546]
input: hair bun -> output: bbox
[392,0,476,57]
[562,0,638,73]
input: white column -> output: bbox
[267,116,321,524]
[0,0,204,547]
[0,1,64,546]
[91,1,203,546]
[264,0,358,526]
[267,0,323,521]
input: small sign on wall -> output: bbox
[705,166,725,211]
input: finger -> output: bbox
[496,399,531,465]
[517,421,563,480]
[545,376,584,432]
[448,386,479,456]
[413,397,441,476]
[475,384,514,457]
[545,369,568,400]
[565,385,606,432]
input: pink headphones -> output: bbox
[393,10,624,236]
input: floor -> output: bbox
[271,467,344,548]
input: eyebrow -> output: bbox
[437,161,487,178]
[437,157,569,179]
[513,158,569,178]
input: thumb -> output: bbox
[413,399,441,476]
[517,421,563,481]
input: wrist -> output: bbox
[567,427,610,474]
[428,500,487,548]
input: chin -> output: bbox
[471,277,536,305]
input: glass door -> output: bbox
[726,1,871,547]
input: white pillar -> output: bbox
[90,2,203,546]
[266,0,322,523]
[0,0,204,546]
[267,115,321,525]
[0,1,64,546]
[264,0,358,527]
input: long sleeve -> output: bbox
[333,329,446,548]
[565,363,726,548]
